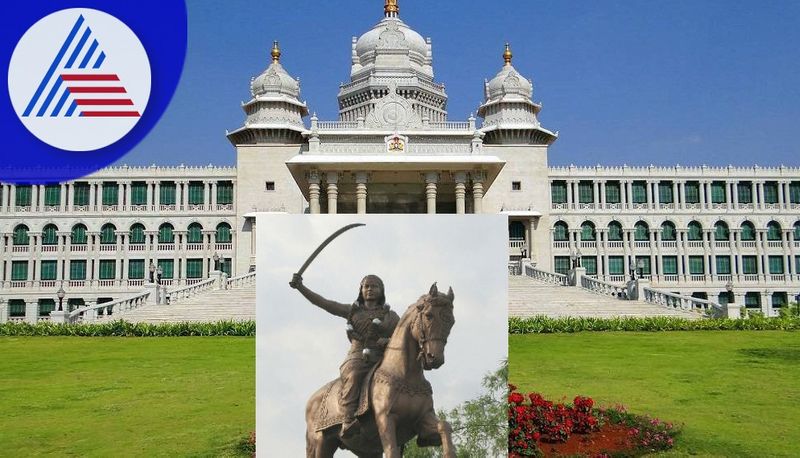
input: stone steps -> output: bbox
[105,286,256,324]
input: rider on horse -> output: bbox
[290,273,400,439]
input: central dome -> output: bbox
[354,17,429,66]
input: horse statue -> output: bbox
[305,283,457,458]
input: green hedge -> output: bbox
[0,320,255,337]
[509,315,800,334]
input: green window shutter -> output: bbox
[763,182,778,204]
[15,185,32,206]
[188,224,203,243]
[73,183,89,206]
[130,225,145,244]
[550,182,567,204]
[186,259,203,278]
[44,185,60,206]
[796,256,800,276]
[662,256,678,275]
[632,182,647,203]
[608,256,624,275]
[635,256,652,275]
[39,299,55,317]
[741,223,756,241]
[553,223,568,241]
[157,259,174,279]
[634,223,649,241]
[658,182,673,204]
[216,224,232,243]
[13,226,29,245]
[684,182,700,204]
[744,292,760,307]
[128,260,145,279]
[768,256,784,274]
[580,223,595,241]
[661,223,676,241]
[42,225,58,245]
[188,182,204,205]
[608,223,622,241]
[99,260,116,280]
[554,257,570,275]
[583,257,597,275]
[737,182,752,204]
[577,181,594,204]
[767,223,781,241]
[714,224,729,241]
[790,182,800,204]
[217,182,233,205]
[69,260,87,280]
[8,300,26,317]
[688,223,702,241]
[100,225,116,244]
[794,224,800,241]
[131,182,147,205]
[71,225,87,244]
[102,183,118,206]
[605,182,621,204]
[221,258,232,276]
[716,256,731,275]
[688,256,705,275]
[742,256,758,275]
[711,182,726,204]
[772,293,787,308]
[11,261,29,281]
[160,182,176,205]
[158,225,174,243]
[40,260,57,281]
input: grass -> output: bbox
[0,337,254,457]
[510,331,800,457]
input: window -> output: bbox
[631,181,646,204]
[509,221,524,240]
[13,225,29,245]
[73,182,89,206]
[554,257,570,275]
[265,181,276,192]
[658,182,673,204]
[772,292,787,308]
[688,256,705,275]
[661,222,676,241]
[42,224,58,245]
[796,256,800,276]
[550,181,567,204]
[131,182,147,205]
[39,299,55,317]
[608,256,625,275]
[188,181,204,204]
[769,256,784,274]
[15,185,32,206]
[70,260,86,280]
[44,185,60,207]
[511,181,522,191]
[583,256,597,275]
[578,181,593,204]
[102,182,118,206]
[186,258,203,279]
[187,223,204,243]
[100,224,116,244]
[684,182,700,204]
[711,181,726,204]
[740,222,756,241]
[662,256,678,275]
[553,222,569,241]
[742,256,758,275]
[67,298,85,313]
[158,224,174,244]
[635,256,652,275]
[99,260,116,280]
[221,258,232,276]
[763,182,778,204]
[40,260,57,280]
[160,182,176,205]
[8,300,26,317]
[744,292,760,308]
[790,182,800,204]
[128,260,145,280]
[767,222,782,241]
[71,224,87,245]
[11,261,28,281]
[580,222,595,241]
[737,182,752,204]
[634,222,649,241]
[687,221,703,241]
[795,222,800,241]
[714,222,729,241]
[216,223,232,243]
[605,181,621,204]
[217,181,234,204]
[607,222,623,241]
[716,256,731,275]
[158,259,174,279]
[130,224,146,244]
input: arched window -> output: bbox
[187,223,204,244]
[607,221,623,241]
[158,223,174,244]
[13,224,29,245]
[687,221,703,241]
[794,222,800,241]
[42,224,59,245]
[714,221,730,241]
[580,221,596,241]
[553,222,569,242]
[767,221,782,241]
[634,221,649,241]
[71,224,87,245]
[216,223,232,243]
[508,221,525,240]
[740,221,756,241]
[100,224,117,244]
[661,221,676,241]
[129,223,146,245]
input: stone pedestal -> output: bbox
[210,270,223,290]
[633,279,651,301]
[0,300,7,323]
[725,301,742,320]
[50,310,70,324]
[144,282,159,305]
[569,267,586,287]
[25,302,38,324]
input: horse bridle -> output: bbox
[412,300,448,362]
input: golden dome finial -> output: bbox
[503,42,513,66]
[385,0,399,17]
[271,41,281,63]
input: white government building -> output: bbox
[1,0,799,322]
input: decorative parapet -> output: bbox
[580,275,628,300]
[67,290,150,323]
[642,287,723,316]
[548,164,800,179]
[523,264,568,286]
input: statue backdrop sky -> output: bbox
[256,215,508,456]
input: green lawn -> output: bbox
[510,331,800,457]
[0,337,254,457]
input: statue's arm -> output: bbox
[289,273,350,318]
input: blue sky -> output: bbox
[120,0,800,167]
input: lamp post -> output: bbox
[56,282,65,312]
[149,262,156,283]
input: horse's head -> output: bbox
[412,282,455,370]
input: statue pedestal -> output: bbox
[50,310,70,324]
[725,302,742,320]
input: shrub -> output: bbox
[508,315,800,334]
[0,320,255,337]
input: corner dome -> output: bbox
[485,45,533,103]
[250,42,301,100]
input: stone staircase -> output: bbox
[110,284,255,324]
[509,275,700,319]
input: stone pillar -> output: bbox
[30,185,39,212]
[645,180,652,209]
[355,172,368,214]
[308,171,321,214]
[326,172,338,215]
[761,290,772,316]
[425,172,438,214]
[472,174,484,214]
[567,180,575,209]
[88,182,96,210]
[625,180,633,209]
[599,180,606,208]
[25,301,38,324]
[210,181,217,209]
[9,185,16,211]
[593,181,600,208]
[203,180,212,211]
[154,181,161,208]
[0,298,7,323]
[672,181,679,207]
[731,180,739,208]
[0,184,6,212]
[699,181,707,209]
[652,181,660,208]
[778,180,786,209]
[454,172,467,214]
[677,181,686,210]
[755,181,763,209]
[181,181,189,210]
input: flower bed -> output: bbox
[509,385,679,457]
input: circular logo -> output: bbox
[8,8,151,152]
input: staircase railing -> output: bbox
[68,290,151,323]
[168,278,216,304]
[581,276,628,300]
[227,271,256,289]
[523,264,568,286]
[642,287,724,316]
